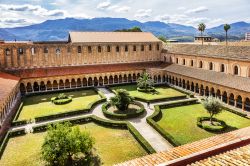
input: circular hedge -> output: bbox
[137,87,155,92]
[197,117,227,132]
[102,102,145,120]
[51,96,72,105]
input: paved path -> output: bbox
[11,87,197,152]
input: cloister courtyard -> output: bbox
[1,84,250,165]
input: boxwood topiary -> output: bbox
[51,96,72,105]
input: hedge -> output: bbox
[102,102,145,120]
[0,129,26,159]
[11,102,28,127]
[221,105,249,118]
[197,117,227,132]
[137,87,155,92]
[34,98,106,122]
[168,84,195,98]
[146,99,199,147]
[51,96,72,105]
[32,115,156,154]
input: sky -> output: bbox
[0,0,249,28]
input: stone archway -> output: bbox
[99,77,103,86]
[83,78,87,86]
[229,93,235,106]
[245,98,250,111]
[71,79,76,88]
[40,81,46,91]
[76,78,82,87]
[33,82,39,91]
[94,77,98,86]
[88,77,93,86]
[59,80,64,89]
[52,80,58,90]
[20,83,26,94]
[222,91,227,103]
[236,95,242,109]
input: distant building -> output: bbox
[245,33,250,41]
[194,36,212,43]
[0,39,4,44]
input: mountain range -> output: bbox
[0,17,249,42]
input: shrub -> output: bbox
[109,89,134,112]
[102,102,145,120]
[137,72,154,91]
[197,117,227,132]
[51,93,72,105]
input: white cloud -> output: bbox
[114,6,130,13]
[135,9,152,19]
[97,1,111,9]
[177,7,186,10]
[186,6,208,14]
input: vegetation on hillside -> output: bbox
[114,26,142,32]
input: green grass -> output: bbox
[17,89,101,121]
[111,85,186,101]
[156,103,250,145]
[0,123,147,166]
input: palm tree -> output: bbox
[198,23,206,45]
[137,72,154,91]
[110,89,134,112]
[224,24,231,46]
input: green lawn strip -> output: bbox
[0,122,147,166]
[16,89,102,121]
[156,103,250,145]
[110,84,186,102]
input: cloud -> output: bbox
[186,6,208,14]
[135,9,152,19]
[114,6,130,13]
[3,19,27,24]
[97,1,111,9]
[177,7,186,10]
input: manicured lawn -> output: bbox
[17,89,101,120]
[111,85,186,101]
[156,103,250,145]
[0,123,147,166]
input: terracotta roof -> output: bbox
[164,44,250,61]
[68,32,160,43]
[117,126,250,166]
[163,64,250,93]
[0,72,20,107]
[189,142,250,165]
[6,62,168,79]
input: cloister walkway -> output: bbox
[9,87,191,152]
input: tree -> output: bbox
[114,26,142,32]
[198,23,206,45]
[110,89,134,112]
[41,122,95,166]
[158,36,167,43]
[202,97,222,124]
[224,24,231,46]
[137,72,154,91]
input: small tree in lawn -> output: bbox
[41,122,95,165]
[110,89,134,112]
[202,97,222,125]
[137,72,154,91]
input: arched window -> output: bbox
[141,45,144,51]
[116,46,120,52]
[98,46,101,53]
[31,47,36,55]
[67,47,71,53]
[5,48,11,56]
[133,45,136,51]
[176,58,178,64]
[221,64,225,72]
[209,62,213,70]
[199,61,203,68]
[18,48,24,55]
[182,59,185,65]
[56,48,61,54]
[88,46,92,53]
[157,44,160,50]
[77,46,82,53]
[107,45,111,52]
[234,65,239,75]
[149,44,152,51]
[125,45,128,52]
[190,60,194,67]
[44,47,49,54]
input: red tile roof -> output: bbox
[7,62,168,79]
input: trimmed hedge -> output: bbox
[221,105,249,118]
[168,84,195,98]
[102,102,145,120]
[146,98,199,147]
[0,129,26,159]
[197,117,227,132]
[32,115,156,154]
[11,103,28,127]
[137,87,155,92]
[51,96,72,105]
[34,98,106,123]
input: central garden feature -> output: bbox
[155,103,250,145]
[110,84,186,102]
[0,122,147,166]
[16,89,102,121]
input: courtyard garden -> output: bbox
[110,84,186,102]
[0,122,147,166]
[155,103,250,145]
[16,89,102,121]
